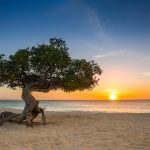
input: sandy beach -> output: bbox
[0,108,150,150]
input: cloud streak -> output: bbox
[94,50,127,60]
[141,72,150,77]
[80,1,112,44]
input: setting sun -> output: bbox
[109,92,117,100]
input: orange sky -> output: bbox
[0,49,150,100]
[0,69,150,100]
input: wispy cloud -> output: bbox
[79,1,112,44]
[94,50,127,60]
[49,0,109,41]
[86,8,105,37]
[88,14,112,44]
[141,72,150,77]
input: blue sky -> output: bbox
[0,0,150,99]
[0,0,150,55]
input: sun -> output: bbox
[105,89,119,101]
[109,92,117,100]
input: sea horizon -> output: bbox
[1,99,150,113]
[1,99,150,101]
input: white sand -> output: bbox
[0,108,150,150]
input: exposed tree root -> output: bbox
[0,111,20,125]
[26,105,46,127]
[0,105,46,126]
[0,84,47,127]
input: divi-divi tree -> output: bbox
[0,38,102,126]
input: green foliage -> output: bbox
[0,38,102,91]
[0,54,6,86]
[62,59,101,91]
[30,38,70,77]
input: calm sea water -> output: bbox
[0,100,150,113]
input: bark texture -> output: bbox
[0,83,49,126]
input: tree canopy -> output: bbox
[0,38,102,92]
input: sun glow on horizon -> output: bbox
[107,89,119,101]
[109,92,117,100]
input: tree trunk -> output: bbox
[0,83,49,126]
[18,83,50,123]
[17,84,39,122]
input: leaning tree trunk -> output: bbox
[0,83,50,126]
[18,83,50,123]
[17,84,40,122]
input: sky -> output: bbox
[0,0,150,100]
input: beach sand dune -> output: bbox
[0,109,150,150]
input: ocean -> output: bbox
[0,100,150,113]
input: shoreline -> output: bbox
[1,108,150,114]
[1,100,150,113]
[0,108,150,150]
